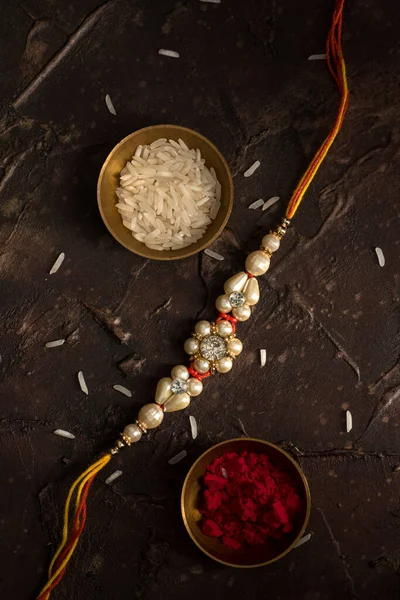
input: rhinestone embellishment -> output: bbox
[200,334,226,360]
[171,378,187,394]
[229,291,245,308]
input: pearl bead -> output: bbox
[232,304,251,321]
[123,423,142,443]
[216,320,233,338]
[163,393,190,413]
[216,356,233,373]
[245,251,270,276]
[227,338,243,356]
[194,320,211,337]
[155,377,173,404]
[184,338,199,355]
[188,378,203,396]
[138,403,164,429]
[171,364,190,381]
[224,272,248,294]
[244,277,260,306]
[261,233,280,253]
[193,357,210,374]
[215,294,232,313]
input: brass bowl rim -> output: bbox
[97,124,234,261]
[181,437,311,568]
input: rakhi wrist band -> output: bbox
[37,1,348,598]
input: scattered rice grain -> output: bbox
[54,429,75,439]
[105,470,123,485]
[113,384,132,398]
[45,339,65,348]
[221,467,228,479]
[199,0,221,3]
[204,249,224,261]
[78,371,88,395]
[168,450,187,465]
[294,533,312,548]
[248,199,264,210]
[244,160,260,177]
[260,349,267,367]
[49,252,65,274]
[105,94,117,115]
[346,410,353,433]
[189,416,198,439]
[262,196,280,211]
[308,54,327,60]
[375,247,385,267]
[158,49,180,58]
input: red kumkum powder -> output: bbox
[200,451,302,549]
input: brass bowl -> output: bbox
[97,124,233,260]
[181,438,311,568]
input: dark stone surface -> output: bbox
[0,1,399,598]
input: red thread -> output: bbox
[246,272,254,278]
[188,365,211,381]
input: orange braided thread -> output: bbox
[36,454,111,600]
[286,0,349,221]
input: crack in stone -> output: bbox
[13,1,115,109]
[318,507,359,599]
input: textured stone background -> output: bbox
[0,1,399,598]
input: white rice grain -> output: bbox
[221,467,228,479]
[45,339,65,348]
[49,252,65,274]
[117,139,221,252]
[249,199,264,210]
[54,429,75,439]
[168,450,187,465]
[78,371,88,395]
[294,533,312,548]
[204,249,224,261]
[260,349,267,367]
[346,410,353,433]
[189,416,198,439]
[113,384,132,398]
[105,470,123,485]
[262,196,280,211]
[199,0,221,3]
[105,94,117,115]
[308,54,327,60]
[375,247,385,267]
[158,49,180,59]
[244,160,260,177]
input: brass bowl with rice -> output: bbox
[97,124,233,261]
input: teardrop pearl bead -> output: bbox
[244,277,260,306]
[123,423,142,443]
[195,320,211,336]
[216,320,233,338]
[245,251,270,276]
[163,393,190,413]
[188,378,203,396]
[138,404,164,429]
[232,304,251,321]
[216,356,233,373]
[155,377,173,404]
[215,294,232,313]
[193,357,210,374]
[171,364,190,381]
[184,338,199,355]
[224,272,248,294]
[261,233,280,253]
[227,338,243,356]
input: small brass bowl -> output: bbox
[97,124,233,260]
[181,438,311,568]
